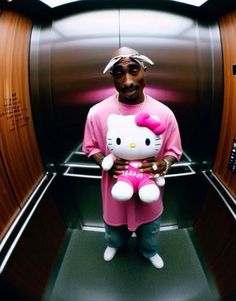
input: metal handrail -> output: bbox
[63,164,196,178]
[0,172,56,274]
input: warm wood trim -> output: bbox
[213,10,236,198]
[195,186,236,299]
[0,153,20,240]
[0,10,45,207]
[0,191,67,300]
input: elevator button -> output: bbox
[229,136,236,173]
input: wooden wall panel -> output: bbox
[0,10,45,207]
[195,187,236,299]
[0,153,20,240]
[197,11,236,299]
[213,10,236,198]
[0,191,67,300]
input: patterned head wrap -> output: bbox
[103,53,154,74]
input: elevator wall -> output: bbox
[31,8,222,167]
[195,9,236,299]
[0,10,45,239]
[214,10,236,198]
[0,9,68,300]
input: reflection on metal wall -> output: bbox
[30,8,222,167]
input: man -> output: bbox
[82,47,182,269]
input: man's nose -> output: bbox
[123,73,134,87]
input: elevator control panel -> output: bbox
[229,136,236,173]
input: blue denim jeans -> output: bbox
[104,216,161,258]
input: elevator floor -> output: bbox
[44,228,219,301]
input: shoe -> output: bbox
[104,246,117,261]
[149,253,164,269]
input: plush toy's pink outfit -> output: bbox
[118,163,154,191]
[83,94,182,231]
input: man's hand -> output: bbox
[91,153,128,178]
[139,155,175,176]
[110,158,128,178]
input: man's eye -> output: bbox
[130,68,139,75]
[113,71,123,77]
[111,66,124,77]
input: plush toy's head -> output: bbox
[106,112,166,160]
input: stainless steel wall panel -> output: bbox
[50,10,119,161]
[30,8,222,167]
[30,25,56,170]
[120,9,222,163]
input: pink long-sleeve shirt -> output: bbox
[82,94,182,231]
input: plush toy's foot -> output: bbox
[112,181,133,201]
[138,184,160,203]
[155,175,165,187]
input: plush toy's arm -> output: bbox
[101,154,116,171]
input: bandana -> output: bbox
[103,53,154,74]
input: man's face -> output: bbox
[110,57,146,103]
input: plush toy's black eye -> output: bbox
[116,138,121,145]
[145,138,151,145]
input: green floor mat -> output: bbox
[45,229,219,301]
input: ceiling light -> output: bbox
[39,0,79,8]
[169,0,208,7]
[39,0,208,8]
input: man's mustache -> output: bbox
[121,84,140,93]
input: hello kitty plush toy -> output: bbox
[101,112,166,203]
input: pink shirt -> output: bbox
[82,94,182,231]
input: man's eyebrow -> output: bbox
[128,62,140,67]
[114,62,140,68]
[112,64,124,69]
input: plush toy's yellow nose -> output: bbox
[129,143,136,148]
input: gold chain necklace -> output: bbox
[116,93,146,115]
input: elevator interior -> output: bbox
[0,0,236,300]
